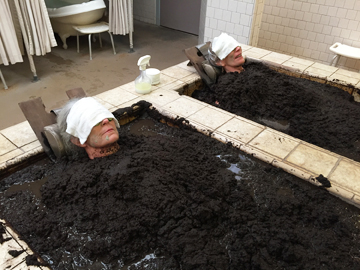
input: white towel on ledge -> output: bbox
[66,97,120,144]
[212,33,241,60]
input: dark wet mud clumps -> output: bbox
[1,109,360,269]
[192,62,360,162]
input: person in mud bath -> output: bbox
[208,32,246,73]
[57,97,120,159]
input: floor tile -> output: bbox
[188,106,234,130]
[154,73,178,87]
[261,52,292,64]
[240,44,253,52]
[95,87,138,107]
[247,47,272,58]
[161,66,194,79]
[285,57,314,66]
[20,141,41,153]
[176,61,197,73]
[0,134,17,156]
[329,159,360,193]
[216,117,264,143]
[282,59,313,73]
[328,72,360,86]
[181,73,201,85]
[334,68,360,80]
[311,62,339,74]
[142,88,181,107]
[92,96,115,109]
[0,122,37,148]
[286,143,339,176]
[303,66,334,78]
[162,96,206,117]
[161,80,187,93]
[248,129,300,159]
[114,97,144,111]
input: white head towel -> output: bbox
[212,33,241,60]
[66,97,120,144]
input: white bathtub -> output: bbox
[45,0,106,49]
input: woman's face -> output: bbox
[220,46,245,70]
[86,118,119,148]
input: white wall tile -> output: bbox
[231,12,241,24]
[226,22,235,33]
[246,3,254,15]
[228,0,238,10]
[214,9,223,20]
[222,0,229,9]
[344,0,356,10]
[355,2,360,11]
[222,10,232,22]
[212,0,221,9]
[240,14,251,26]
[338,18,349,29]
[310,3,319,13]
[329,17,339,27]
[218,20,226,32]
[337,8,347,17]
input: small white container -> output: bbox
[146,68,160,85]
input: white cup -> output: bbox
[146,68,160,85]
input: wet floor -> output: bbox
[0,20,198,130]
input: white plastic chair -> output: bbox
[329,42,360,72]
[73,22,116,60]
[0,69,8,89]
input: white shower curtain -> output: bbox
[109,0,133,35]
[0,0,23,65]
[0,0,57,80]
[14,0,57,56]
[109,0,134,50]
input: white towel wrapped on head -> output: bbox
[211,33,241,60]
[66,97,120,144]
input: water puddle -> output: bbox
[259,118,290,131]
[4,176,48,199]
[129,119,158,137]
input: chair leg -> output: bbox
[0,69,8,89]
[334,55,340,66]
[76,33,79,53]
[330,54,341,67]
[108,32,116,55]
[88,34,92,60]
[99,33,102,48]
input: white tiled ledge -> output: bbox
[1,45,360,210]
[2,45,360,269]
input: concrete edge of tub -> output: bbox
[1,54,360,208]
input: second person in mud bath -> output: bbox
[208,32,246,74]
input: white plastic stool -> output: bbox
[329,42,360,71]
[73,22,116,60]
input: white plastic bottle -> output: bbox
[135,55,152,94]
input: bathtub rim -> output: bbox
[46,0,106,18]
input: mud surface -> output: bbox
[192,62,360,162]
[1,109,360,269]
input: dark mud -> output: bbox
[1,108,360,270]
[192,62,360,162]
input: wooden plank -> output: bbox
[18,97,56,159]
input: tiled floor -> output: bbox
[1,44,360,268]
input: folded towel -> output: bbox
[66,97,120,144]
[212,33,241,60]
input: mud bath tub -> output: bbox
[191,61,360,162]
[1,106,360,269]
